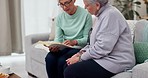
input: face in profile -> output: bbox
[83,0,100,15]
[58,0,75,14]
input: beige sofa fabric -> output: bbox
[132,62,148,78]
[49,18,55,41]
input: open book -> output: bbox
[35,41,82,52]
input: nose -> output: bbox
[63,6,67,10]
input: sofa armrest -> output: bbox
[25,32,50,53]
[132,62,148,78]
[25,33,50,74]
[25,33,50,45]
[24,32,50,55]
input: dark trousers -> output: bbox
[64,59,115,78]
[45,48,80,78]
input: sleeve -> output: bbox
[81,13,121,60]
[76,14,92,46]
[54,16,64,43]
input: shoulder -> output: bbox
[102,6,123,20]
[77,6,92,18]
[57,12,65,19]
[77,6,90,14]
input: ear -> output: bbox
[96,2,100,10]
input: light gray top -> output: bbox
[81,4,135,73]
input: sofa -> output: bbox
[25,20,148,78]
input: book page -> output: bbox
[37,41,72,50]
[34,43,49,52]
[36,41,82,51]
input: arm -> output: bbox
[81,13,121,60]
[76,14,92,46]
[54,16,64,43]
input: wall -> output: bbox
[23,0,86,36]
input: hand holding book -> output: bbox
[35,41,82,52]
[63,40,78,46]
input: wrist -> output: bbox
[78,50,85,62]
[78,55,83,62]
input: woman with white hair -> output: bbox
[64,0,135,78]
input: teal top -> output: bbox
[54,6,92,47]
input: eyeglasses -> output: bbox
[58,0,72,8]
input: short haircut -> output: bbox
[84,0,108,7]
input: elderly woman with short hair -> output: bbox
[64,0,135,78]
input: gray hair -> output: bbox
[84,0,108,7]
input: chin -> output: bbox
[89,12,93,15]
[65,10,70,14]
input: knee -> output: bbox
[45,53,55,63]
[57,57,66,68]
[64,65,76,78]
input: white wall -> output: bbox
[23,0,85,36]
[75,0,84,7]
[23,0,61,35]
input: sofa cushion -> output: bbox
[49,18,55,41]
[132,62,148,78]
[126,20,137,35]
[134,42,148,64]
[134,20,148,42]
[111,72,132,78]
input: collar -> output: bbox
[96,3,110,17]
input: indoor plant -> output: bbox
[143,0,148,16]
[114,0,141,20]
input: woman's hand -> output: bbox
[45,45,60,52]
[63,40,77,46]
[66,53,80,65]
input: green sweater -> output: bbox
[54,6,92,47]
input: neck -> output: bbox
[69,6,77,15]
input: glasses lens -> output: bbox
[58,0,72,7]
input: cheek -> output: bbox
[87,8,94,14]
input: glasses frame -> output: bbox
[58,0,72,8]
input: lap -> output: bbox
[64,59,115,78]
[46,48,80,62]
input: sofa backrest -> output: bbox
[126,20,148,43]
[49,18,55,41]
[130,20,148,64]
[126,20,137,42]
[134,20,148,42]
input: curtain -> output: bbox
[0,0,23,56]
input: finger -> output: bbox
[66,61,70,65]
[66,58,70,62]
[49,46,57,52]
[63,40,70,45]
[52,46,60,52]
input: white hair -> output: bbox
[84,0,108,7]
